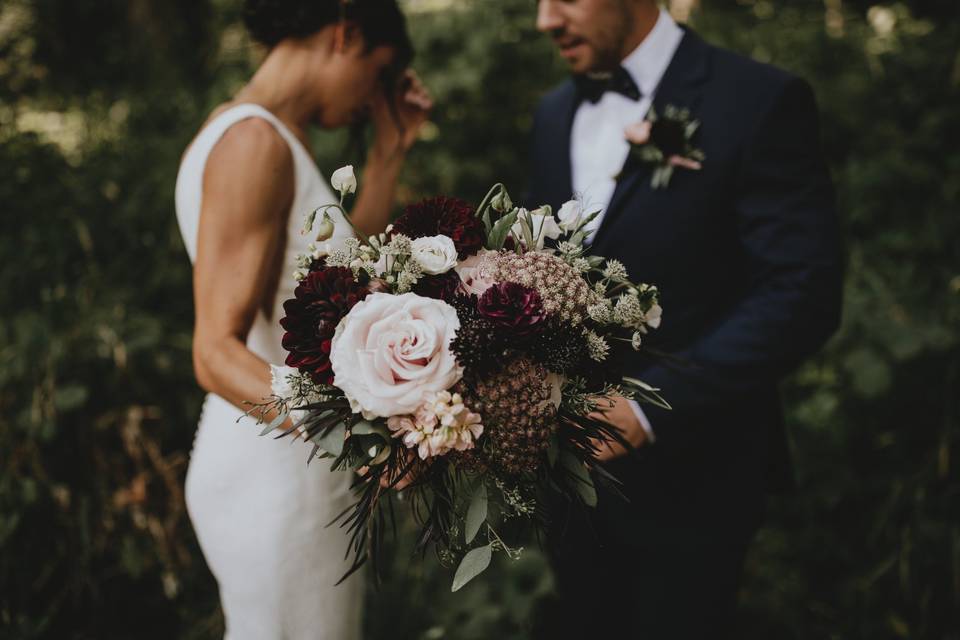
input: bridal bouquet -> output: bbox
[253,166,667,590]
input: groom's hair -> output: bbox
[243,0,413,67]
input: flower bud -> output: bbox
[491,189,513,213]
[314,211,335,241]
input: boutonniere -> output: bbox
[624,104,705,189]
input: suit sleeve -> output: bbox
[632,77,843,444]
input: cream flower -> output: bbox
[556,199,583,232]
[511,207,562,250]
[410,235,458,275]
[329,293,463,418]
[454,250,497,296]
[330,165,357,196]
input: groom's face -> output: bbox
[536,0,635,74]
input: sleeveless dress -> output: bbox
[174,104,363,640]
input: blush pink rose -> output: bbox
[329,292,463,418]
[454,250,498,297]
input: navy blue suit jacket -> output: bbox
[528,29,842,527]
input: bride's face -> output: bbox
[316,38,398,129]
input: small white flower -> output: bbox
[557,199,583,232]
[587,301,613,324]
[410,235,458,275]
[511,207,562,250]
[585,330,610,362]
[330,165,357,196]
[631,332,643,350]
[643,303,663,330]
[602,259,628,281]
[613,294,643,326]
[571,257,591,273]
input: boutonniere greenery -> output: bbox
[624,104,705,189]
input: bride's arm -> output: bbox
[349,71,432,238]
[191,119,294,421]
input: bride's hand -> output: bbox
[369,69,433,160]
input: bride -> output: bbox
[174,0,430,637]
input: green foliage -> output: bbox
[1,0,957,638]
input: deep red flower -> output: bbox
[280,267,369,385]
[477,282,546,337]
[391,196,485,259]
[412,271,461,302]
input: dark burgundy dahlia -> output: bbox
[280,267,369,385]
[477,282,546,337]
[649,117,688,158]
[412,270,461,302]
[391,196,484,259]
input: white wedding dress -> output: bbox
[175,104,362,640]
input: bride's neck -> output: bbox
[236,36,331,136]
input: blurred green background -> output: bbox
[2,0,958,638]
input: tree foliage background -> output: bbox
[1,0,958,638]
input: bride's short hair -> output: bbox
[243,0,412,66]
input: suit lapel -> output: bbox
[539,82,578,210]
[591,28,712,248]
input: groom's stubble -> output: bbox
[536,0,658,73]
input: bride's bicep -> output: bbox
[192,122,294,362]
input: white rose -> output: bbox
[557,199,583,232]
[410,235,458,275]
[454,250,497,296]
[511,207,563,250]
[329,293,463,418]
[330,165,357,196]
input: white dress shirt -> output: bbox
[570,9,684,441]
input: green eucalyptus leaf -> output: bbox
[464,482,487,544]
[260,411,289,436]
[451,544,493,592]
[488,210,518,250]
[314,421,347,457]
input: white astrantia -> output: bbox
[602,259,628,281]
[511,207,562,250]
[613,293,643,326]
[330,165,357,196]
[585,330,610,362]
[410,235,458,275]
[586,300,614,324]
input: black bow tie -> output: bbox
[574,66,642,104]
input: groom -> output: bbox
[527,1,842,637]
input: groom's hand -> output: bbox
[589,396,648,461]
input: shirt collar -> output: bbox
[620,8,685,99]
